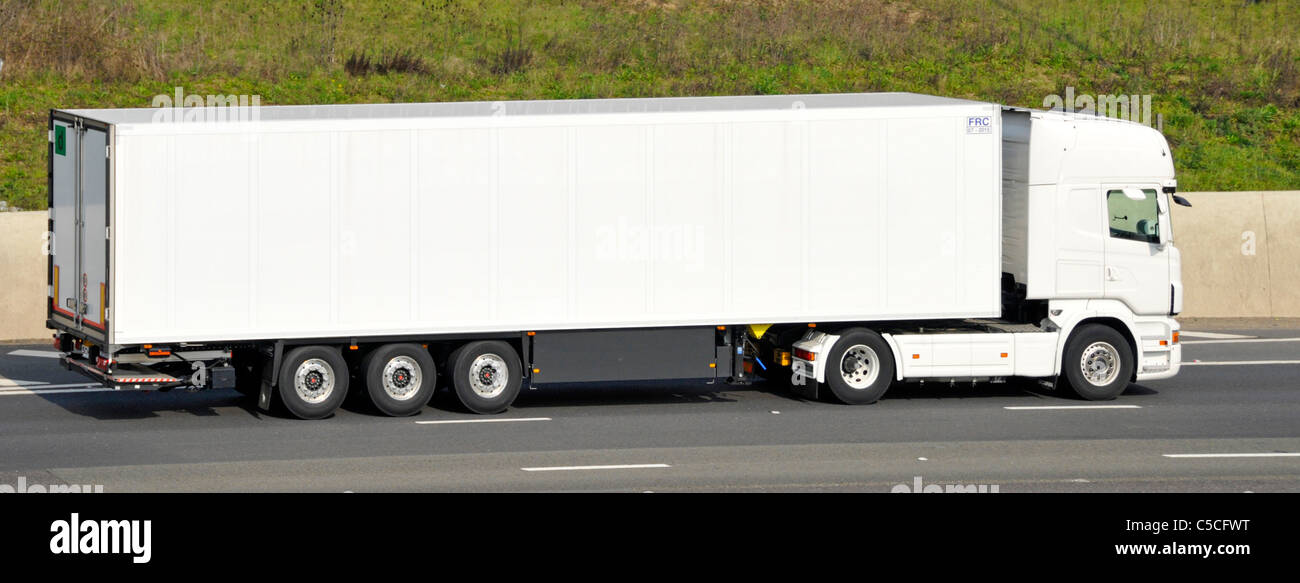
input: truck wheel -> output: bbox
[825,329,895,405]
[449,340,522,414]
[277,346,350,420]
[362,343,437,416]
[1061,324,1133,401]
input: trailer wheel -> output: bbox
[824,329,895,405]
[449,340,522,414]
[362,343,437,416]
[1061,324,1133,401]
[278,346,350,420]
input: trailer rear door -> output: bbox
[49,114,110,343]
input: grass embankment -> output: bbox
[1,0,1297,210]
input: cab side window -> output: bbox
[1106,189,1159,244]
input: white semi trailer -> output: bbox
[46,93,1187,419]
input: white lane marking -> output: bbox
[0,382,102,391]
[0,379,50,387]
[416,417,552,425]
[7,349,62,358]
[1004,405,1142,410]
[1178,331,1253,339]
[521,464,671,472]
[1181,337,1300,345]
[0,385,110,396]
[1183,360,1300,366]
[1163,453,1300,459]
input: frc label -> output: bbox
[966,116,993,134]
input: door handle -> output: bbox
[1106,266,1120,281]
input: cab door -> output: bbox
[1102,184,1171,315]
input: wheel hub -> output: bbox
[1080,342,1120,386]
[839,345,880,389]
[293,359,335,404]
[382,356,423,401]
[468,353,508,398]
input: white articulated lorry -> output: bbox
[46,92,1187,419]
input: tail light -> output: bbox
[793,347,816,362]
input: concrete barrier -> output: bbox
[1171,191,1300,318]
[0,191,1297,340]
[0,211,50,342]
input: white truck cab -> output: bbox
[792,107,1184,403]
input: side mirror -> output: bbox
[1173,195,1192,207]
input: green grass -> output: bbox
[1,0,1297,210]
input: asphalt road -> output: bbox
[0,327,1297,492]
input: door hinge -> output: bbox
[105,226,111,239]
[48,129,55,143]
[106,145,111,158]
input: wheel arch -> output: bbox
[1057,316,1140,381]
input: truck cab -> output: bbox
[791,106,1183,403]
[1013,108,1184,383]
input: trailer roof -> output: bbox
[60,92,990,125]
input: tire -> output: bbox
[362,343,437,416]
[1061,324,1134,401]
[824,328,895,405]
[449,340,523,414]
[277,345,350,420]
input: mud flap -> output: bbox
[256,342,284,414]
[257,360,275,413]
